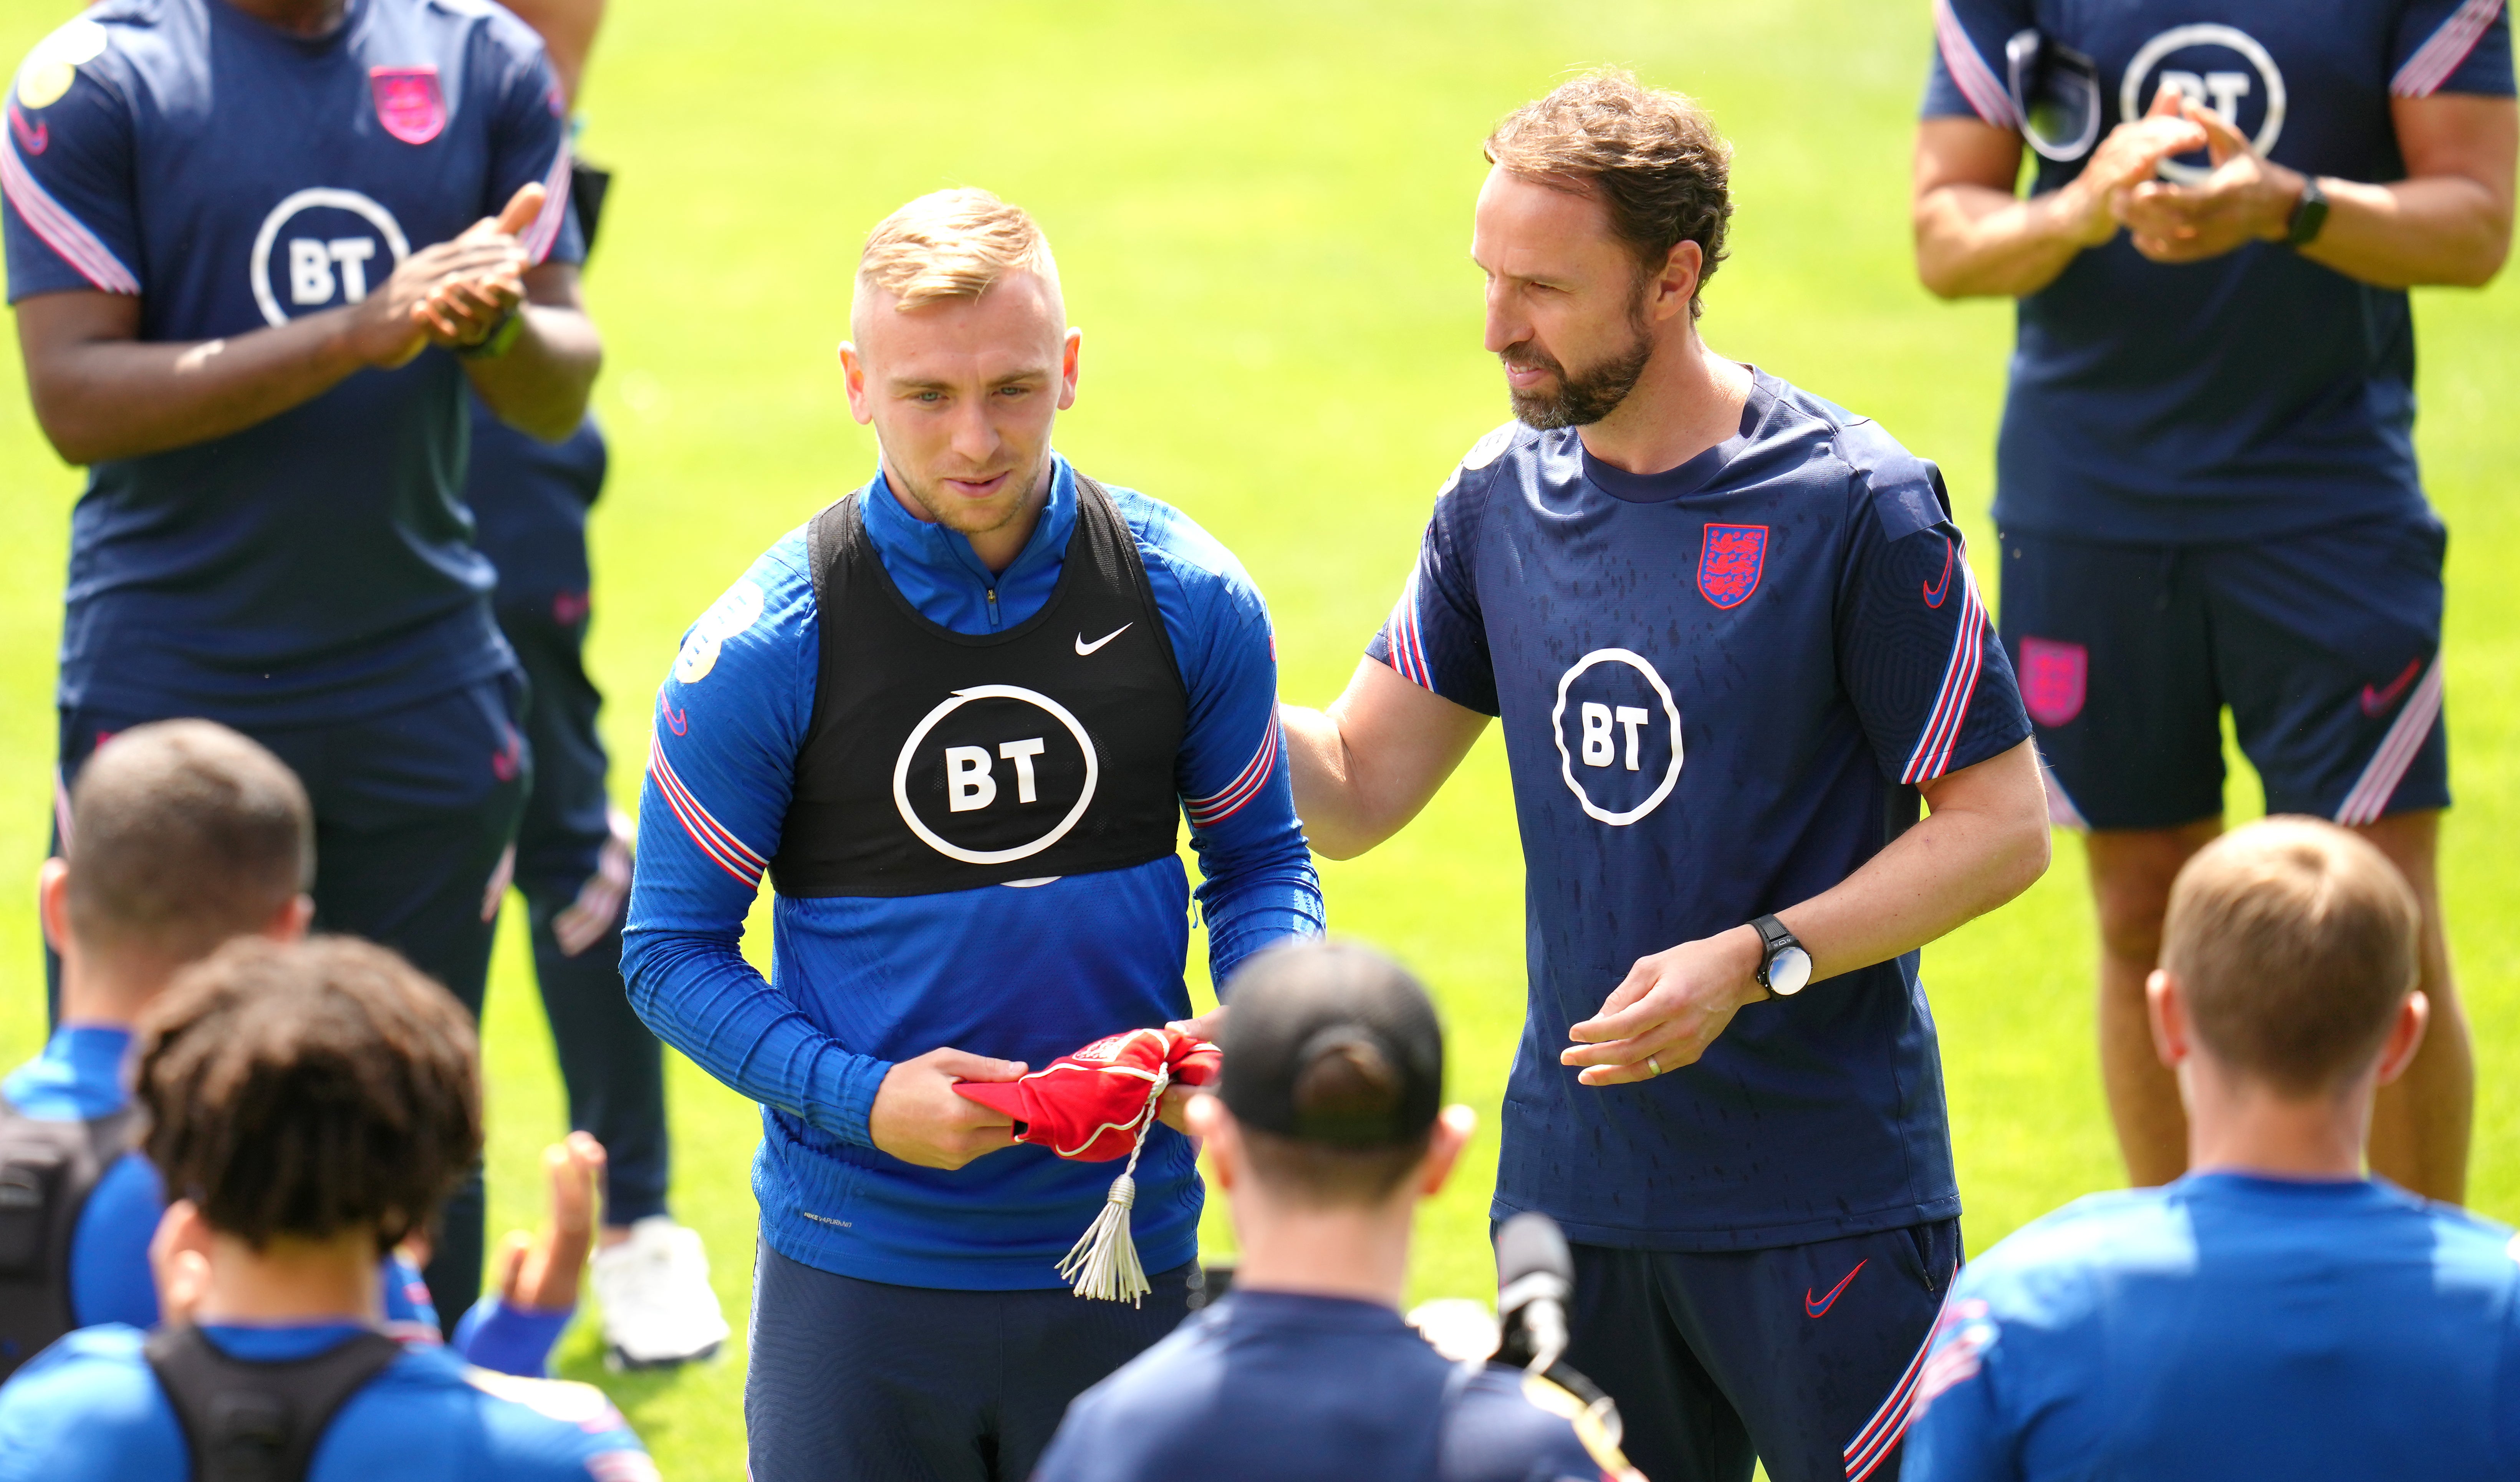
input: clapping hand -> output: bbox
[492,1131,606,1315]
[2116,97,2302,262]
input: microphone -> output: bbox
[1493,1210,1572,1375]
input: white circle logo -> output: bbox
[893,685,1100,865]
[249,188,411,328]
[1550,648,1683,827]
[2120,25,2287,185]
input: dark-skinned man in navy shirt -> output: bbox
[1282,71,2051,1482]
[3,0,601,1323]
[1914,0,2515,1205]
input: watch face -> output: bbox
[1768,945,1813,996]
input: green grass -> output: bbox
[4,1,2518,1475]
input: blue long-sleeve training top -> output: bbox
[623,457,1323,1290]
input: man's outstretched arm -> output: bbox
[1279,656,1490,860]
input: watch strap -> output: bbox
[1750,913,1795,990]
[458,307,525,360]
[2284,175,2329,249]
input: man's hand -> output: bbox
[1157,1004,1227,1132]
[343,182,542,368]
[1561,925,1767,1086]
[870,1047,1028,1170]
[2060,86,2212,246]
[492,1130,606,1314]
[2117,98,2302,263]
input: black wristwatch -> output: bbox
[2284,174,2330,249]
[1750,914,1812,998]
[458,307,525,360]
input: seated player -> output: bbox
[1035,941,1623,1482]
[1904,817,2520,1480]
[0,936,655,1480]
[0,721,589,1378]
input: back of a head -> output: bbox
[65,720,311,966]
[1219,940,1444,1207]
[1484,68,1734,314]
[2161,817,2421,1099]
[136,936,482,1254]
[853,186,1060,322]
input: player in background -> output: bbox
[1914,1,2515,1203]
[3,0,600,1322]
[1036,940,1626,1482]
[0,935,658,1481]
[460,0,730,1369]
[0,721,601,1381]
[1903,818,2520,1480]
[1282,72,2050,1482]
[623,189,1321,1481]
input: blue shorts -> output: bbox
[1995,516,2449,832]
[1561,1219,1961,1482]
[746,1242,1193,1482]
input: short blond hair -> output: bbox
[2161,817,2421,1097]
[854,187,1059,313]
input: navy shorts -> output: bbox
[1560,1219,1961,1482]
[746,1242,1193,1482]
[1995,516,2449,832]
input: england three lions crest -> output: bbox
[369,65,445,146]
[1697,524,1768,609]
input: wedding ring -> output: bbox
[1646,1055,1663,1078]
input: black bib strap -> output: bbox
[0,1101,139,1379]
[144,1323,406,1482]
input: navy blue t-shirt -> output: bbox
[462,398,605,612]
[1905,1174,2520,1480]
[1923,0,2515,545]
[2,0,584,723]
[1035,1291,1615,1482]
[1368,373,2031,1251]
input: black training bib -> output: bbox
[768,476,1190,897]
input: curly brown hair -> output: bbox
[136,936,482,1253]
[1485,69,1735,318]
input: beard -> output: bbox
[1501,305,1655,430]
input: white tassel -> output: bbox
[1058,1069,1170,1304]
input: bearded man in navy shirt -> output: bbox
[3,0,600,1322]
[1914,0,2514,1204]
[1284,71,2051,1482]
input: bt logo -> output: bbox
[2121,25,2287,184]
[896,685,1099,865]
[1551,648,1683,827]
[248,187,411,327]
[943,737,1048,812]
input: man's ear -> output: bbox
[2147,968,2190,1069]
[1649,240,1704,325]
[837,341,874,426]
[267,893,315,943]
[1057,326,1083,412]
[1187,1091,1238,1194]
[2374,990,2431,1087]
[1416,1104,1479,1198]
[36,856,71,958]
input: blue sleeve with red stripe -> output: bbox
[3,23,143,302]
[1836,445,2029,787]
[1366,443,1501,717]
[620,530,892,1150]
[478,13,583,265]
[1919,0,2033,128]
[1119,489,1325,986]
[1900,1287,2016,1482]
[2393,0,2515,97]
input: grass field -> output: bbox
[3,1,2518,1475]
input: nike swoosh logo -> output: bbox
[1804,1258,1866,1318]
[1921,538,1954,608]
[2361,657,2424,718]
[1075,623,1131,656]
